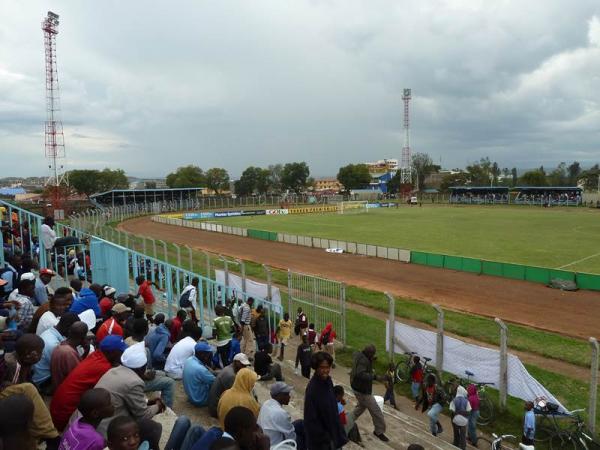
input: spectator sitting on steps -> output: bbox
[254,343,283,382]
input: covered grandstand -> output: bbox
[449,186,509,204]
[450,186,583,206]
[90,187,205,207]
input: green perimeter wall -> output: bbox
[411,251,600,290]
[244,226,600,291]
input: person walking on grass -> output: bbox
[350,345,389,442]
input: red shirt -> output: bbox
[99,297,113,317]
[138,281,155,305]
[170,316,183,343]
[95,318,123,344]
[50,351,112,431]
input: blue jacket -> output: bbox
[183,356,216,407]
[191,427,223,450]
[146,324,170,367]
[69,288,100,317]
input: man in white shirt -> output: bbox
[41,216,57,250]
[164,325,202,379]
[36,287,73,335]
[258,382,305,449]
[180,277,199,323]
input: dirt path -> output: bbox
[121,216,600,340]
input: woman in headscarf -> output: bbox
[318,323,336,364]
[217,367,260,428]
[304,351,347,450]
[449,385,471,450]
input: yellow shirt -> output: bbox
[278,319,293,340]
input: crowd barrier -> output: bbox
[410,251,600,291]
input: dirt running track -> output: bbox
[121,216,600,340]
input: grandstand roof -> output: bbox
[450,186,509,191]
[514,186,581,191]
[90,187,205,198]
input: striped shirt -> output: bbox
[239,303,251,325]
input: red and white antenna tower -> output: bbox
[400,88,412,184]
[42,11,67,203]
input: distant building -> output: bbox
[364,159,399,176]
[424,170,460,189]
[314,178,342,192]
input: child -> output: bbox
[295,334,312,379]
[59,388,115,450]
[277,313,293,361]
[522,401,535,445]
[410,356,424,401]
[106,416,148,450]
[333,385,362,446]
[228,329,242,363]
[383,363,398,409]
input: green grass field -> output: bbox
[207,205,600,273]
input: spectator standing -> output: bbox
[466,384,480,446]
[259,382,305,449]
[350,345,388,442]
[304,352,347,450]
[277,313,293,361]
[252,305,269,351]
[415,374,446,436]
[180,277,199,323]
[449,385,471,450]
[34,287,72,335]
[58,388,114,450]
[146,313,170,369]
[217,367,260,428]
[318,323,336,363]
[254,343,283,381]
[50,321,89,391]
[135,275,160,321]
[522,401,535,445]
[306,323,317,350]
[96,303,131,344]
[213,306,235,367]
[208,353,252,418]
[34,268,55,306]
[40,216,57,253]
[295,334,312,379]
[383,362,398,410]
[183,341,217,407]
[294,307,308,336]
[165,325,202,379]
[239,298,256,360]
[410,356,424,400]
[170,309,187,344]
[50,335,127,432]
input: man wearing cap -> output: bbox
[32,268,55,306]
[95,342,164,448]
[95,303,131,344]
[207,352,252,418]
[183,341,216,407]
[50,335,127,431]
[99,286,116,318]
[258,382,305,449]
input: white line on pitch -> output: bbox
[557,251,600,269]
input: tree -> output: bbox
[411,153,440,191]
[511,168,518,186]
[519,169,547,186]
[491,162,501,185]
[466,157,494,185]
[68,170,102,199]
[97,168,128,192]
[205,168,230,195]
[235,166,261,196]
[567,162,581,185]
[386,171,402,194]
[579,164,600,191]
[268,164,284,193]
[281,162,310,194]
[547,162,567,186]
[336,164,371,193]
[440,172,471,192]
[165,165,204,188]
[255,169,272,195]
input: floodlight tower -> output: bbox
[42,11,67,207]
[400,88,412,184]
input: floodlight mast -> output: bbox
[42,11,67,205]
[400,88,412,184]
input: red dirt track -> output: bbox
[121,216,600,340]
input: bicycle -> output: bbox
[443,370,495,425]
[393,351,438,384]
[477,433,534,450]
[548,410,600,450]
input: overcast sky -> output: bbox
[2,1,600,178]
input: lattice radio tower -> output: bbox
[400,88,412,184]
[42,11,67,201]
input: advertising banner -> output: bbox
[214,211,242,218]
[183,212,214,219]
[266,209,289,215]
[241,210,266,216]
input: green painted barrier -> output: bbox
[248,229,273,241]
[461,257,482,274]
[549,269,575,282]
[482,261,503,277]
[269,232,278,241]
[411,251,428,265]
[502,263,526,280]
[426,253,444,268]
[576,272,600,290]
[525,266,550,284]
[443,255,462,271]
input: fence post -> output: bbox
[340,282,346,346]
[203,251,211,279]
[262,264,272,302]
[495,318,508,410]
[161,240,168,263]
[173,243,181,267]
[433,304,444,374]
[220,256,230,297]
[151,238,157,260]
[184,245,194,272]
[117,229,122,246]
[287,269,292,316]
[385,292,395,362]
[236,258,246,294]
[589,337,599,435]
[142,236,147,255]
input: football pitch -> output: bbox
[207,205,600,274]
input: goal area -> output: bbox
[337,200,369,214]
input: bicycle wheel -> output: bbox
[550,432,577,450]
[477,395,494,426]
[535,415,557,443]
[475,436,512,450]
[394,362,410,383]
